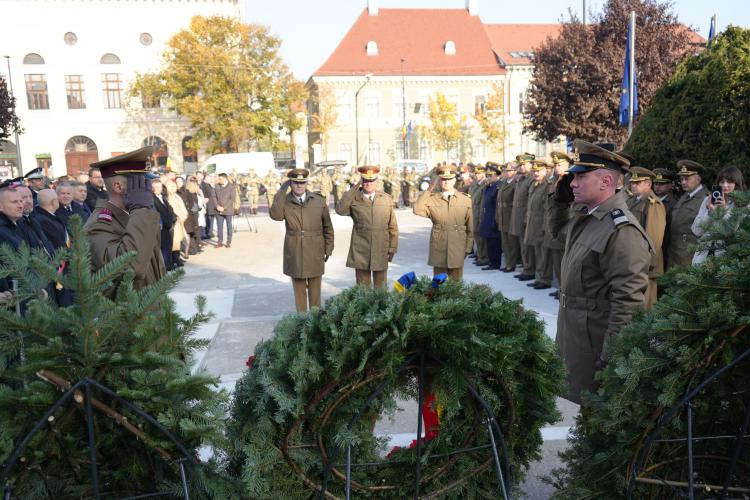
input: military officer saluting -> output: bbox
[336,166,398,287]
[544,152,571,299]
[414,165,473,280]
[510,154,535,281]
[667,160,708,269]
[84,147,165,294]
[270,169,334,312]
[626,166,667,309]
[549,140,652,405]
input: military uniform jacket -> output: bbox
[479,181,500,238]
[509,175,532,237]
[270,190,334,279]
[524,179,550,246]
[414,191,473,268]
[627,190,667,278]
[659,191,677,214]
[496,179,517,233]
[667,186,708,268]
[469,180,486,232]
[336,189,398,271]
[84,200,165,292]
[551,191,652,403]
[543,176,565,250]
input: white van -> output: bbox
[200,152,275,177]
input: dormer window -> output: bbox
[366,41,378,56]
[444,41,456,56]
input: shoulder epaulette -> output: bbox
[610,208,629,227]
[97,208,113,223]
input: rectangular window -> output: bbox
[365,96,379,120]
[394,95,405,121]
[474,95,486,115]
[336,101,351,123]
[518,92,525,115]
[419,139,430,161]
[339,143,352,164]
[25,74,49,110]
[65,75,86,109]
[395,140,408,160]
[447,94,460,116]
[102,73,123,109]
[368,142,380,164]
[473,139,486,160]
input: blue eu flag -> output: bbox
[619,20,638,127]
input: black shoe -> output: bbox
[534,283,551,290]
[475,261,489,266]
[549,291,558,297]
[482,265,500,271]
[527,281,539,287]
[502,268,515,273]
[551,290,560,299]
[517,274,535,281]
[513,273,522,278]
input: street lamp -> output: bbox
[354,73,373,165]
[400,58,407,159]
[4,56,23,176]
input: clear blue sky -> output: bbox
[245,0,749,80]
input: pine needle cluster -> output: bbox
[0,218,238,498]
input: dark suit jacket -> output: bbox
[201,182,217,216]
[30,207,67,249]
[85,182,108,212]
[73,201,92,221]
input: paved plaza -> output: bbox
[171,205,578,498]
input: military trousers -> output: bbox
[644,279,658,311]
[434,266,463,281]
[475,236,489,264]
[522,243,536,276]
[292,276,322,312]
[355,269,387,288]
[535,244,553,286]
[501,232,521,270]
[547,248,563,288]
[248,194,258,210]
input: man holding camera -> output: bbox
[666,160,708,269]
[84,147,165,293]
[336,166,398,288]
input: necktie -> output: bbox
[298,197,303,204]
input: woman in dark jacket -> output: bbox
[180,177,202,254]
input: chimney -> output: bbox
[466,0,479,16]
[368,0,378,16]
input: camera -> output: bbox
[711,185,723,202]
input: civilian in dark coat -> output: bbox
[213,174,236,247]
[85,167,108,212]
[200,174,217,239]
[478,165,502,270]
[179,178,201,254]
[152,179,176,270]
[72,181,92,221]
[31,200,67,250]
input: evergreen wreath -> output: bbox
[228,276,565,498]
[551,192,750,498]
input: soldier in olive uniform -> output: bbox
[626,167,667,309]
[469,165,488,265]
[263,170,279,208]
[666,160,708,269]
[510,154,535,280]
[524,161,552,289]
[498,162,520,272]
[336,166,398,287]
[652,168,677,213]
[414,165,473,280]
[407,168,420,206]
[318,169,333,208]
[544,152,571,298]
[387,167,402,208]
[270,169,334,312]
[245,169,261,214]
[479,163,502,269]
[84,147,165,295]
[549,140,652,404]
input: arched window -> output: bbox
[65,135,98,153]
[100,53,121,64]
[182,136,197,164]
[143,136,168,167]
[444,41,456,56]
[366,41,378,56]
[23,53,45,64]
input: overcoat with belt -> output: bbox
[336,188,398,271]
[549,190,652,404]
[509,175,532,238]
[523,179,549,246]
[469,180,486,234]
[270,189,334,279]
[496,178,517,233]
[414,191,473,268]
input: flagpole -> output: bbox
[627,11,636,138]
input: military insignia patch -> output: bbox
[610,208,628,227]
[98,208,113,223]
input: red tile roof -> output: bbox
[484,24,562,66]
[313,8,505,77]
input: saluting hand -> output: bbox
[429,179,439,192]
[554,174,574,204]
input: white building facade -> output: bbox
[0,0,244,177]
